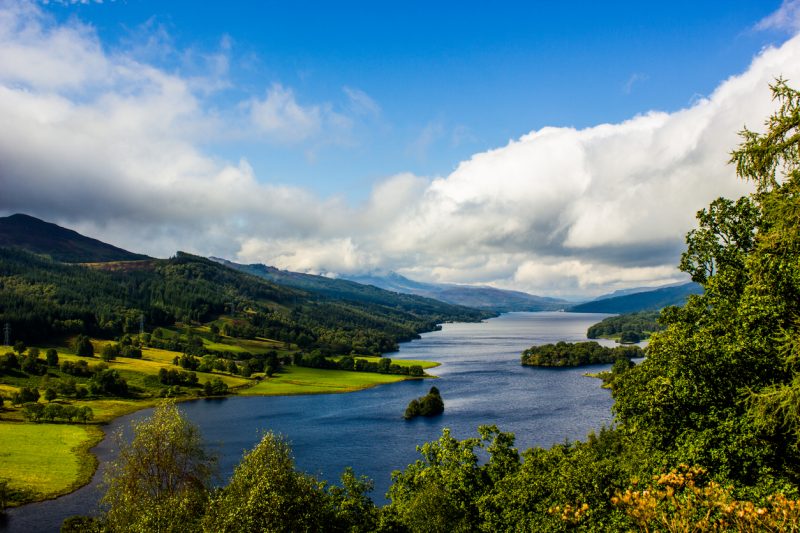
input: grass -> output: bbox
[0,422,104,505]
[239,366,410,396]
[353,356,440,370]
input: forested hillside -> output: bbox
[568,282,702,313]
[0,214,150,263]
[0,248,487,355]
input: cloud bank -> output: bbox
[0,2,798,297]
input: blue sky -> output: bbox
[41,0,786,197]
[1,0,800,297]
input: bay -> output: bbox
[2,311,619,533]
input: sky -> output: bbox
[1,0,800,298]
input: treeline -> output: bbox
[0,250,486,359]
[294,352,424,377]
[521,341,643,367]
[65,402,800,532]
[586,310,663,342]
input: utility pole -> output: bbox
[139,314,145,336]
[3,322,9,347]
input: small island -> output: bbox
[520,341,643,367]
[403,386,444,419]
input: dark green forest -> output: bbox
[521,341,643,367]
[63,80,800,532]
[586,311,663,343]
[0,249,488,356]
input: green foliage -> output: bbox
[73,335,93,357]
[45,348,58,367]
[521,341,643,367]
[613,79,800,486]
[404,386,444,419]
[101,400,217,532]
[202,432,331,533]
[386,426,520,532]
[100,343,119,361]
[587,311,663,340]
[203,378,228,396]
[89,368,128,397]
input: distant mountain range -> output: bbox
[209,258,494,318]
[568,282,702,313]
[343,272,570,312]
[0,213,150,263]
[0,212,701,315]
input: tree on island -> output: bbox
[404,386,444,419]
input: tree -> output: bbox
[73,335,94,357]
[101,343,119,362]
[202,432,332,532]
[45,348,58,367]
[13,341,25,355]
[386,426,519,533]
[44,388,57,402]
[613,79,800,485]
[101,400,216,532]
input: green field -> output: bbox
[0,336,442,506]
[0,422,103,505]
[352,356,440,370]
[239,366,411,396]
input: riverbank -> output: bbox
[0,354,440,508]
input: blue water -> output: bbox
[2,312,619,533]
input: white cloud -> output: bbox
[249,83,322,142]
[1,2,800,298]
[756,0,800,32]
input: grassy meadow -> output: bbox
[0,331,439,505]
[0,422,103,505]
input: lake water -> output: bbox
[1,312,619,533]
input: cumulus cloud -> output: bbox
[1,2,800,298]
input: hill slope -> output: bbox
[0,213,149,262]
[568,282,702,313]
[0,215,489,355]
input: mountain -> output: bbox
[589,280,695,302]
[344,271,569,312]
[210,258,495,320]
[0,213,150,263]
[0,215,489,353]
[568,282,702,313]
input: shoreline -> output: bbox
[2,359,442,511]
